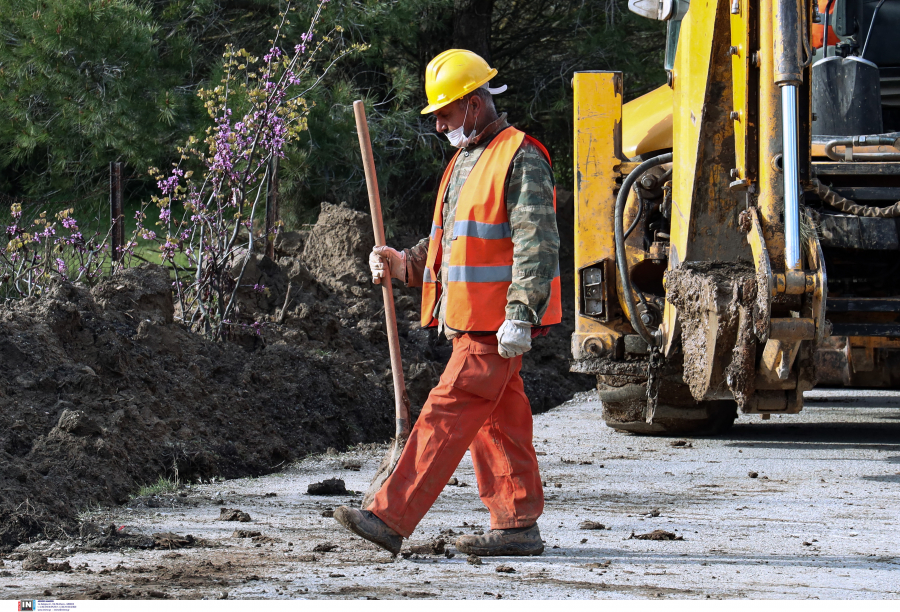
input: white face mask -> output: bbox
[445,124,476,148]
[445,101,476,148]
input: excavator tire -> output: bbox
[597,381,738,436]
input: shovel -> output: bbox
[353,100,412,509]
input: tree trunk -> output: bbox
[453,0,494,64]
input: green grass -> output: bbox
[75,501,104,522]
[136,475,180,497]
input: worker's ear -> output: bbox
[469,94,482,119]
[469,95,484,126]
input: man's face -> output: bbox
[433,96,477,135]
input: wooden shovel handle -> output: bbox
[353,100,411,437]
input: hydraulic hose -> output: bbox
[822,0,836,57]
[614,152,672,348]
[807,177,900,218]
[824,134,900,161]
[624,184,644,240]
[862,0,887,60]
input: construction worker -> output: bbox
[334,49,561,557]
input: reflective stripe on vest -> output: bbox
[420,127,562,332]
[447,264,561,283]
[452,220,511,240]
[448,265,513,283]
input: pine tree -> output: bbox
[0,0,198,203]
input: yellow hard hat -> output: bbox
[421,49,498,114]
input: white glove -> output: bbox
[497,319,533,359]
[369,246,406,285]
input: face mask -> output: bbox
[445,101,476,148]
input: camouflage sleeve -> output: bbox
[404,237,430,288]
[505,140,559,324]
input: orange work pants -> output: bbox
[368,333,544,537]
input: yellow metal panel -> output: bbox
[572,71,626,360]
[669,0,716,268]
[622,85,673,158]
[730,0,753,183]
[663,0,753,353]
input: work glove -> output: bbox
[369,245,406,285]
[497,319,533,359]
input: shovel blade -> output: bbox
[360,435,407,509]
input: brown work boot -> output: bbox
[333,506,402,555]
[455,524,544,556]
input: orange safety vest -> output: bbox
[421,126,562,333]
[812,0,840,48]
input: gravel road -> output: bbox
[3,388,898,600]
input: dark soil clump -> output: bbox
[152,532,196,549]
[218,509,251,522]
[22,552,72,572]
[78,523,155,550]
[629,530,684,541]
[578,520,606,530]
[408,537,446,555]
[307,478,347,495]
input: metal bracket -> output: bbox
[742,207,773,341]
[803,208,828,344]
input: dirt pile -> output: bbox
[260,198,591,412]
[0,200,591,551]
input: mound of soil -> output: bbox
[0,200,591,550]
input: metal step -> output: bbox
[830,322,900,337]
[827,297,900,312]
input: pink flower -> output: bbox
[264,47,283,63]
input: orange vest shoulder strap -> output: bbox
[452,127,526,225]
[523,134,552,167]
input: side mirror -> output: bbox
[628,0,675,20]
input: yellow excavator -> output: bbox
[570,0,900,433]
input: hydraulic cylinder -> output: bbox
[773,0,805,271]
